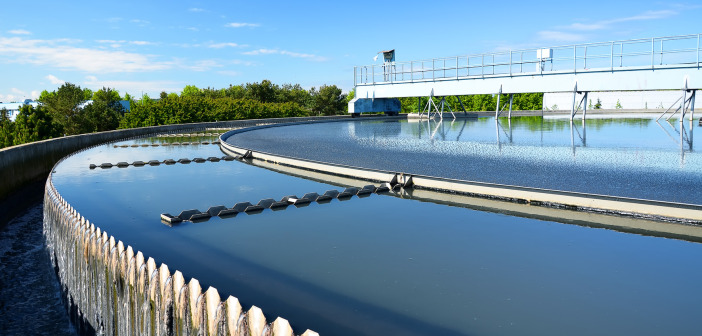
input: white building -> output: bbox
[0,99,39,121]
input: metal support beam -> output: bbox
[680,81,687,125]
[583,91,588,121]
[495,85,502,118]
[570,84,577,120]
[508,94,514,119]
[456,96,467,116]
[689,90,696,121]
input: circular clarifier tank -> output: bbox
[52,118,702,336]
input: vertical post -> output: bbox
[481,54,484,77]
[456,57,459,80]
[681,87,687,123]
[467,56,470,76]
[495,85,502,118]
[697,34,700,67]
[372,65,375,84]
[570,83,578,121]
[417,96,421,114]
[620,43,623,67]
[583,92,588,121]
[509,50,512,76]
[573,45,577,72]
[651,38,655,69]
[410,62,413,82]
[354,67,357,86]
[610,42,614,71]
[432,59,435,81]
[584,46,587,69]
[660,39,664,65]
[520,51,523,73]
[508,94,514,119]
[689,90,695,121]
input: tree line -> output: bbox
[1,81,543,150]
[396,93,543,113]
[0,80,348,149]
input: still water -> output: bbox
[52,118,702,336]
[229,115,702,204]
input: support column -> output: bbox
[508,94,514,119]
[681,87,688,123]
[689,90,696,121]
[456,96,467,116]
[582,92,588,121]
[570,82,578,121]
[495,85,502,118]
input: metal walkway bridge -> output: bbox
[351,34,701,121]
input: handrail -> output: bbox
[355,33,702,86]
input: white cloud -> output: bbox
[46,74,65,85]
[0,94,19,102]
[225,22,260,28]
[564,9,677,31]
[30,91,40,99]
[537,31,586,42]
[217,70,240,76]
[208,42,244,49]
[8,29,31,35]
[243,48,328,61]
[96,39,155,46]
[189,8,205,12]
[0,37,174,73]
[183,59,223,71]
[11,88,25,95]
[130,19,150,26]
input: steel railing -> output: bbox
[354,33,702,86]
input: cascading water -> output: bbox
[43,176,317,336]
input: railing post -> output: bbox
[651,38,655,69]
[372,65,374,84]
[411,61,413,82]
[620,43,623,67]
[456,56,459,80]
[432,59,435,81]
[573,45,577,72]
[610,42,614,71]
[354,66,357,86]
[584,46,587,69]
[509,50,512,76]
[481,54,484,78]
[697,33,700,67]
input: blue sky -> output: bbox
[0,1,699,101]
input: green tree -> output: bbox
[81,88,124,133]
[0,108,14,148]
[12,104,61,145]
[92,87,120,102]
[181,85,201,97]
[40,83,86,135]
[311,85,346,115]
[246,80,278,103]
